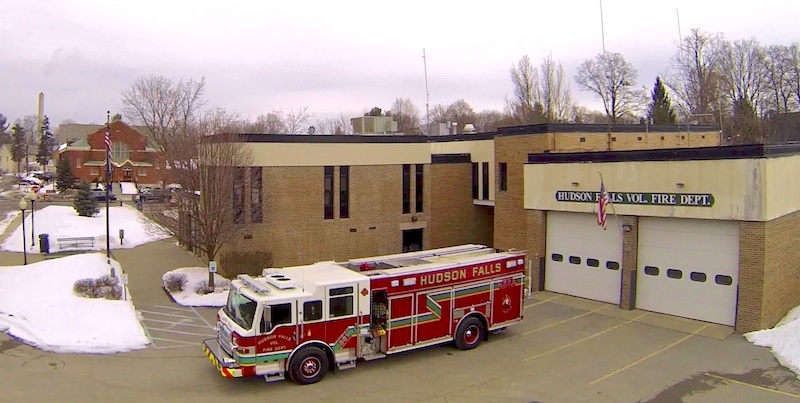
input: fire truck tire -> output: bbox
[289,347,329,385]
[454,316,484,350]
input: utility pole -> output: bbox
[423,48,431,135]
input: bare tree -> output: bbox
[283,107,312,134]
[199,107,247,135]
[475,109,512,132]
[575,52,644,124]
[247,112,286,133]
[791,43,800,109]
[718,38,767,114]
[387,98,420,133]
[121,75,207,157]
[665,28,725,117]
[142,114,253,288]
[507,55,542,124]
[571,105,609,124]
[540,55,573,122]
[18,115,38,143]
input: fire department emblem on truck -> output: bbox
[203,244,526,385]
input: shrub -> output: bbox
[219,251,274,278]
[163,273,188,292]
[194,280,210,295]
[73,277,122,300]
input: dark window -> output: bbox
[339,166,349,219]
[303,300,322,321]
[250,167,263,223]
[499,162,507,192]
[324,166,334,219]
[690,272,707,282]
[579,137,586,142]
[233,167,245,224]
[330,286,354,296]
[482,162,489,200]
[587,258,599,267]
[330,296,353,318]
[262,303,293,332]
[606,261,620,271]
[551,253,563,262]
[681,135,685,140]
[702,135,706,139]
[667,269,682,279]
[569,256,581,265]
[637,136,642,141]
[660,136,665,140]
[715,275,733,286]
[471,163,478,199]
[415,164,423,213]
[402,164,411,214]
[644,266,659,276]
[611,137,617,141]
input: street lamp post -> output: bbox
[18,197,28,265]
[29,192,36,248]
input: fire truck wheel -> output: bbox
[289,347,329,385]
[454,316,484,350]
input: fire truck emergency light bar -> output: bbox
[237,274,271,294]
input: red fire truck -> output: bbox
[203,244,526,385]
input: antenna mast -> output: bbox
[423,48,431,135]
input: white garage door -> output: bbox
[636,217,739,326]
[545,212,623,304]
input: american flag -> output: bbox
[597,180,610,230]
[104,126,112,174]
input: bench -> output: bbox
[57,236,96,251]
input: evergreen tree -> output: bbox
[73,182,99,217]
[56,156,76,192]
[11,123,27,178]
[37,116,56,166]
[647,77,678,125]
[726,97,763,144]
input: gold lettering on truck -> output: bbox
[420,268,467,286]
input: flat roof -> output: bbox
[527,143,800,164]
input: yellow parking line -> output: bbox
[590,324,708,385]
[705,373,800,399]
[523,295,561,310]
[524,313,648,362]
[521,305,606,336]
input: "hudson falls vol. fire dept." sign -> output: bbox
[555,191,714,207]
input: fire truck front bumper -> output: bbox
[203,338,249,378]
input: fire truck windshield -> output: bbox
[223,288,257,330]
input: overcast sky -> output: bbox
[2,0,798,129]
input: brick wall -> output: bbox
[429,162,492,248]
[229,164,433,267]
[755,210,800,331]
[737,221,766,333]
[619,216,639,310]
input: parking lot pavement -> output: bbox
[3,289,800,402]
[137,304,216,349]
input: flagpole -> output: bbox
[105,111,112,274]
[598,171,624,233]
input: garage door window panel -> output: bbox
[715,275,733,286]
[606,261,620,271]
[587,258,599,268]
[569,256,581,265]
[690,272,706,282]
[643,266,659,276]
[551,254,563,262]
[666,269,682,279]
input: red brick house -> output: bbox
[56,120,165,186]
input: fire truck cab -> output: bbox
[204,244,526,385]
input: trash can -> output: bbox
[39,233,50,254]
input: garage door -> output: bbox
[636,217,739,326]
[545,212,623,304]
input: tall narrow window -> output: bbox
[233,167,245,224]
[499,162,507,192]
[324,166,334,219]
[415,164,423,213]
[339,166,349,219]
[402,164,411,214]
[471,163,478,199]
[250,167,263,223]
[482,162,489,200]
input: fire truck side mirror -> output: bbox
[261,305,272,333]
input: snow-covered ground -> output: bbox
[1,205,170,253]
[0,211,20,235]
[121,182,138,195]
[162,267,230,307]
[0,253,149,353]
[746,306,800,379]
